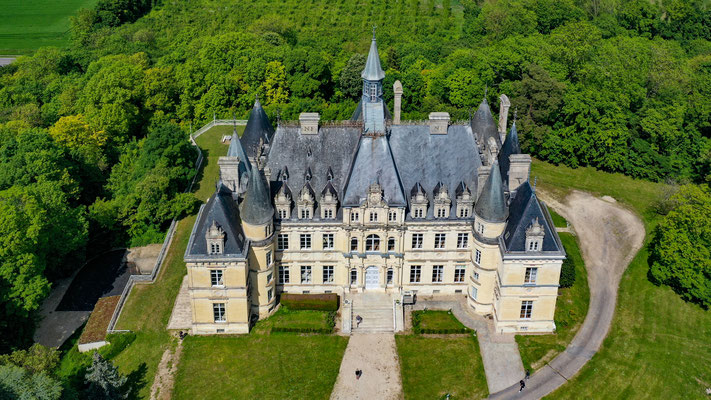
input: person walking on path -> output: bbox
[525,369,530,380]
[356,315,363,327]
[355,369,362,380]
[519,380,526,392]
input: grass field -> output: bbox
[530,161,711,399]
[0,0,98,55]
[412,310,470,332]
[252,308,334,332]
[515,232,589,372]
[396,335,488,400]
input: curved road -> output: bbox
[490,190,645,399]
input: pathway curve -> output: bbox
[330,334,402,400]
[489,190,645,399]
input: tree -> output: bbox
[649,184,711,308]
[339,54,366,99]
[262,61,289,105]
[84,353,127,400]
[0,364,62,400]
[0,344,59,375]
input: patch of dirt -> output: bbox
[126,244,162,274]
[150,338,183,400]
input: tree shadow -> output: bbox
[190,147,209,197]
[124,362,148,400]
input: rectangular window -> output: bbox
[437,208,446,218]
[411,233,423,249]
[457,233,469,249]
[279,266,290,284]
[266,250,272,266]
[388,237,395,251]
[470,286,478,300]
[409,265,421,283]
[475,249,482,265]
[267,272,273,283]
[300,234,311,249]
[350,269,357,285]
[432,265,443,283]
[386,268,393,285]
[300,208,310,219]
[524,267,538,284]
[301,266,312,284]
[528,240,540,251]
[277,234,288,250]
[213,303,225,322]
[323,266,334,283]
[414,208,423,218]
[520,301,533,319]
[210,269,224,287]
[473,271,480,281]
[267,288,273,301]
[351,211,359,222]
[454,265,466,283]
[477,222,484,235]
[323,233,334,250]
[434,233,446,249]
[350,237,358,252]
[324,208,333,219]
[278,209,288,219]
[369,212,377,222]
[459,208,469,218]
[388,211,397,222]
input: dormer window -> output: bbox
[388,210,397,222]
[206,221,226,255]
[410,182,428,219]
[436,208,446,218]
[525,217,545,253]
[275,182,292,220]
[320,181,338,220]
[369,212,378,222]
[297,183,315,220]
[351,211,359,222]
[414,208,424,218]
[455,182,474,219]
[323,208,333,219]
[300,208,311,219]
[433,182,451,219]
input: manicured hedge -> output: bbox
[280,293,339,311]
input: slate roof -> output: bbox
[498,120,520,185]
[502,181,562,253]
[350,98,391,121]
[226,127,252,175]
[389,124,483,219]
[471,98,500,150]
[475,160,508,222]
[265,125,362,217]
[185,187,246,259]
[343,135,406,206]
[361,35,385,81]
[240,164,274,225]
[241,98,275,159]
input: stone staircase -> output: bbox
[350,293,394,333]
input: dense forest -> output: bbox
[0,0,709,351]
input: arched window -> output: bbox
[388,237,396,251]
[350,237,358,252]
[366,234,380,251]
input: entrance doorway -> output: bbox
[365,266,379,290]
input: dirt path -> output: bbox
[490,189,645,399]
[330,334,402,400]
[150,338,183,400]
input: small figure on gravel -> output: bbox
[356,315,363,327]
[525,369,530,380]
[355,369,362,380]
[519,379,526,392]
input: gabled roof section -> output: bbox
[475,161,507,222]
[240,164,274,225]
[321,181,338,198]
[410,182,426,197]
[185,189,246,259]
[361,34,385,81]
[241,97,275,159]
[455,181,470,197]
[226,129,252,175]
[471,98,500,149]
[503,182,562,253]
[498,120,520,184]
[343,136,406,206]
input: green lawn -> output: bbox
[531,160,711,399]
[412,310,469,332]
[548,208,568,228]
[396,335,488,400]
[515,232,589,372]
[252,308,334,332]
[100,126,232,398]
[0,0,98,54]
[173,334,348,400]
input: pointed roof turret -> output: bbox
[240,164,274,226]
[241,96,275,159]
[226,125,252,176]
[498,119,520,183]
[471,97,500,149]
[475,161,507,222]
[361,29,385,81]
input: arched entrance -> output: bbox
[365,266,379,290]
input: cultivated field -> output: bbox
[0,0,98,55]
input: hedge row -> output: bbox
[280,293,339,311]
[416,328,471,334]
[271,327,333,334]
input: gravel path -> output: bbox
[490,190,645,399]
[330,334,402,400]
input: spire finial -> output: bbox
[484,85,488,98]
[232,114,237,135]
[514,107,518,122]
[372,25,376,40]
[255,93,259,102]
[533,176,537,192]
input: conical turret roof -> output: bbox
[471,97,500,149]
[361,34,385,81]
[240,164,274,225]
[475,161,508,222]
[241,97,275,159]
[498,120,520,184]
[226,127,252,176]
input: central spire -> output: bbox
[361,28,385,81]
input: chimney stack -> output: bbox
[429,112,450,134]
[299,112,319,134]
[498,94,511,143]
[507,154,532,191]
[393,80,403,125]
[477,165,491,198]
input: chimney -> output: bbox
[477,165,491,198]
[498,94,511,143]
[299,112,319,134]
[508,154,532,191]
[393,80,403,125]
[217,157,240,193]
[429,112,450,135]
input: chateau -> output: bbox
[183,34,565,335]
